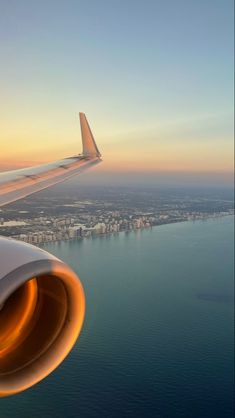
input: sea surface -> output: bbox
[0,216,234,418]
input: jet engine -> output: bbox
[0,236,85,397]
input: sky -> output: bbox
[0,0,234,185]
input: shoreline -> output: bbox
[40,212,234,247]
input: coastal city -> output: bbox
[0,184,233,245]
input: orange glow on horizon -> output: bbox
[1,121,233,174]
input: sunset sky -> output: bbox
[0,0,233,183]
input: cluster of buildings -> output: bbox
[1,205,233,245]
[6,214,154,244]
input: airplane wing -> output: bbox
[0,113,102,207]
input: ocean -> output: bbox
[0,216,234,418]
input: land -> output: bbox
[0,184,233,245]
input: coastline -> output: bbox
[40,212,234,247]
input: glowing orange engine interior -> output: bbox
[0,279,38,357]
[0,276,69,376]
[0,270,85,398]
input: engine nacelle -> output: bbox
[0,236,85,397]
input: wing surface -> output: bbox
[0,113,101,207]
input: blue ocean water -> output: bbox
[0,216,234,418]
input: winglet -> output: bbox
[79,113,101,158]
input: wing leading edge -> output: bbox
[0,113,102,207]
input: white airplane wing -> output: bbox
[0,113,102,207]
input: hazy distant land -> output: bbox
[0,184,233,245]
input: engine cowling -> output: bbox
[0,236,85,397]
